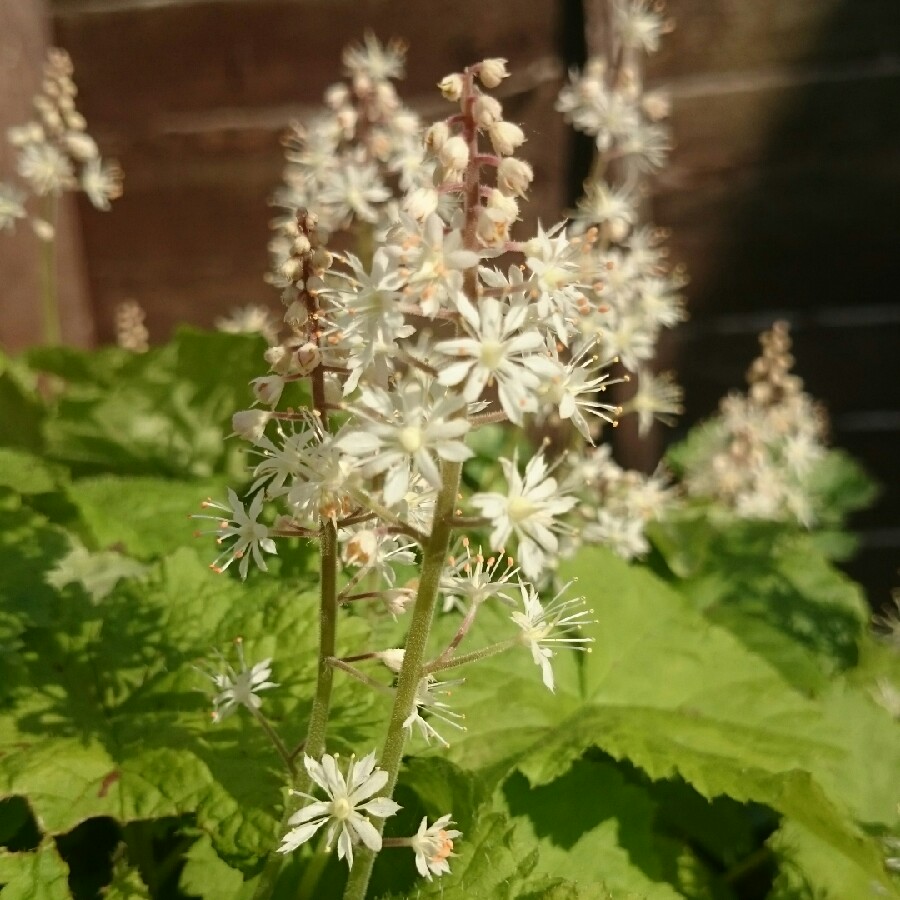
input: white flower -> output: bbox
[510,582,594,691]
[198,639,278,723]
[16,143,73,195]
[338,379,473,506]
[320,162,390,225]
[532,344,620,441]
[232,409,273,444]
[411,815,461,880]
[583,508,649,560]
[215,304,279,343]
[615,0,667,53]
[81,157,122,210]
[471,453,577,580]
[403,675,466,747]
[441,541,519,612]
[195,489,277,579]
[0,182,26,231]
[436,295,544,424]
[438,73,464,102]
[278,752,401,868]
[342,32,406,82]
[623,369,683,436]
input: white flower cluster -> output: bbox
[1,48,122,236]
[682,321,828,525]
[557,1,672,178]
[269,32,422,246]
[568,444,673,560]
[553,1,685,419]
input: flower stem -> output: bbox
[247,704,297,776]
[39,195,60,345]
[424,639,516,675]
[342,459,463,900]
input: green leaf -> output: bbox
[0,547,376,870]
[37,330,269,479]
[179,835,245,900]
[501,758,683,899]
[0,841,71,900]
[0,449,62,496]
[655,518,868,692]
[769,820,898,900]
[386,810,614,900]
[0,355,45,453]
[103,848,151,899]
[421,548,895,895]
[66,475,226,560]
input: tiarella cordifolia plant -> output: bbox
[185,25,706,889]
[681,321,829,525]
[1,48,122,344]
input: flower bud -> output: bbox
[377,648,406,673]
[64,131,98,160]
[476,207,509,247]
[283,300,308,329]
[439,135,469,173]
[486,187,519,221]
[607,217,630,243]
[311,247,333,272]
[438,73,464,102]
[294,341,321,375]
[488,120,525,156]
[251,374,285,406]
[403,186,439,220]
[642,91,671,121]
[324,83,349,109]
[478,58,509,88]
[32,218,55,242]
[232,409,272,443]
[344,529,378,567]
[497,157,533,196]
[424,121,450,154]
[473,95,503,127]
[279,257,301,282]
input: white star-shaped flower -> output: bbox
[278,751,401,868]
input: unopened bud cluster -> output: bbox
[683,322,828,524]
[1,48,122,237]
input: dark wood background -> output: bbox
[1,0,897,607]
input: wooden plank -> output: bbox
[648,0,900,78]
[52,0,559,131]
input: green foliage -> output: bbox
[0,331,896,899]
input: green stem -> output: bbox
[39,194,60,345]
[342,459,464,900]
[248,704,297,776]
[424,640,516,675]
[251,522,339,900]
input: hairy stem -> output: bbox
[342,458,463,900]
[39,195,60,345]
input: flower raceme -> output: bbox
[193,39,682,894]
